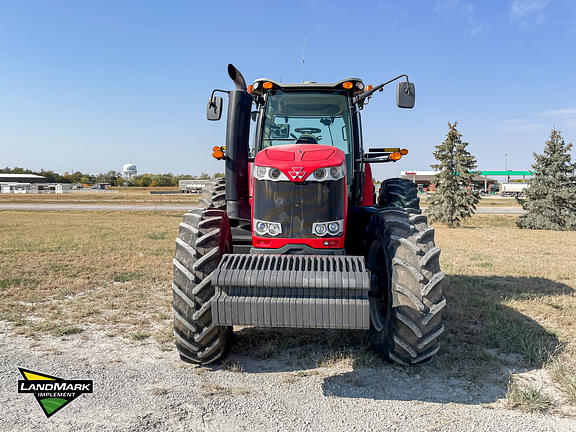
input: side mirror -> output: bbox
[206,96,223,121]
[396,82,415,109]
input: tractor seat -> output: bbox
[295,135,318,144]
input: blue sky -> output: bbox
[1,0,575,180]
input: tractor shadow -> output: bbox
[228,275,571,405]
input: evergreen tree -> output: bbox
[516,129,576,230]
[427,122,480,227]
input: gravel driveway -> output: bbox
[1,323,574,432]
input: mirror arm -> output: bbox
[357,156,394,163]
[209,89,230,105]
[353,74,411,105]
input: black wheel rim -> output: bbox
[366,240,392,334]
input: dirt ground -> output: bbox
[1,323,575,432]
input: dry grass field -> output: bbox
[0,187,200,204]
[438,215,576,412]
[0,210,181,346]
[0,210,574,414]
[419,196,522,207]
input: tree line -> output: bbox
[1,167,224,187]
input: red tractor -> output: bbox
[172,65,445,366]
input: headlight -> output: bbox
[253,219,282,236]
[307,163,345,182]
[328,222,340,234]
[313,168,327,180]
[255,221,268,235]
[268,223,281,236]
[314,224,327,235]
[253,166,290,181]
[270,168,281,179]
[312,219,344,237]
[256,166,267,178]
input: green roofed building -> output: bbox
[400,170,534,193]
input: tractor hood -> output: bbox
[254,144,346,182]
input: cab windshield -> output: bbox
[261,91,353,159]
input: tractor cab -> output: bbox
[252,81,359,195]
[248,82,357,253]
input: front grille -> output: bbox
[253,179,345,238]
[211,253,370,329]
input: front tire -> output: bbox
[172,208,232,364]
[366,207,445,366]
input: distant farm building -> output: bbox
[401,171,498,193]
[0,173,47,194]
[0,173,74,194]
[178,179,211,193]
[400,170,534,193]
[0,173,47,183]
[92,183,112,190]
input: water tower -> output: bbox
[122,163,137,181]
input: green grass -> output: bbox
[547,348,576,404]
[131,330,151,341]
[26,321,84,337]
[112,271,144,283]
[1,311,27,326]
[221,359,245,373]
[0,278,38,289]
[46,263,80,278]
[506,380,554,413]
[146,232,168,240]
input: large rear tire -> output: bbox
[366,207,445,366]
[200,178,226,210]
[377,178,420,211]
[172,207,232,364]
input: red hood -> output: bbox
[254,144,346,182]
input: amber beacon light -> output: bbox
[212,146,225,160]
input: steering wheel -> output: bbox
[294,127,322,135]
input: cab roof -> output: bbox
[251,78,365,96]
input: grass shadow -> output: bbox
[225,275,571,405]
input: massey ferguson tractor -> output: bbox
[172,64,445,366]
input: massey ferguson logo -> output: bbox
[288,167,306,180]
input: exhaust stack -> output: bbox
[228,64,247,92]
[225,64,252,220]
